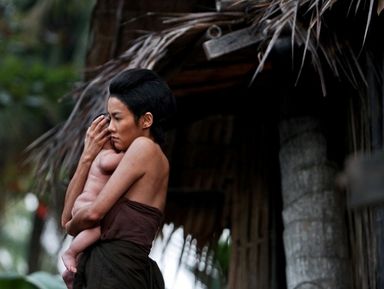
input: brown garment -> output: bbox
[73,198,165,289]
[100,198,164,254]
[73,240,164,289]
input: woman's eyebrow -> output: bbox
[110,111,122,117]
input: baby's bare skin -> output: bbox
[61,142,123,288]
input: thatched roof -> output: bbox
[26,0,380,249]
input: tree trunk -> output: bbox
[27,201,47,273]
[279,117,351,289]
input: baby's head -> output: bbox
[103,139,114,150]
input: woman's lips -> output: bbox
[110,136,118,142]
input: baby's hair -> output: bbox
[92,113,110,123]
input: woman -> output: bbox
[63,68,176,289]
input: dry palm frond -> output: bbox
[26,0,375,215]
[246,0,373,95]
[25,11,248,201]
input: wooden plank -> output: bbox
[203,26,263,60]
[168,62,257,84]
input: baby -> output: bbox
[61,133,123,287]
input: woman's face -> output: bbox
[107,96,142,151]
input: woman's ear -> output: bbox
[141,112,153,128]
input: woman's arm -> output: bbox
[61,115,110,228]
[61,157,93,228]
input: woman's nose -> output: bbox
[108,121,115,132]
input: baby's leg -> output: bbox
[62,226,100,273]
[62,269,74,289]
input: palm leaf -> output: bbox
[26,0,375,242]
[25,11,247,199]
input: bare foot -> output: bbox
[62,269,74,289]
[62,250,77,273]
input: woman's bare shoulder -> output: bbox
[127,137,168,166]
[129,137,161,154]
[132,136,156,146]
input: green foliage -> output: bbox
[0,0,86,193]
[0,0,93,274]
[0,53,78,193]
[0,54,77,121]
[214,233,231,281]
[0,273,36,289]
[0,196,33,272]
[1,58,72,94]
[0,0,94,277]
[191,230,231,289]
[0,271,66,289]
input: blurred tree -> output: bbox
[0,0,95,274]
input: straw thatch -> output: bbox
[26,0,376,204]
[25,0,384,286]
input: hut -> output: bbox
[28,1,384,288]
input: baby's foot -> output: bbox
[62,250,77,273]
[62,269,74,289]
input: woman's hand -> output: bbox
[64,220,73,236]
[65,205,99,236]
[81,115,110,162]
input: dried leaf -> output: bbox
[26,1,371,220]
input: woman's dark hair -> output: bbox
[108,68,176,146]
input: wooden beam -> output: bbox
[203,26,263,60]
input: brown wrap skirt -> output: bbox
[73,239,164,289]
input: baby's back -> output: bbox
[73,148,124,213]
